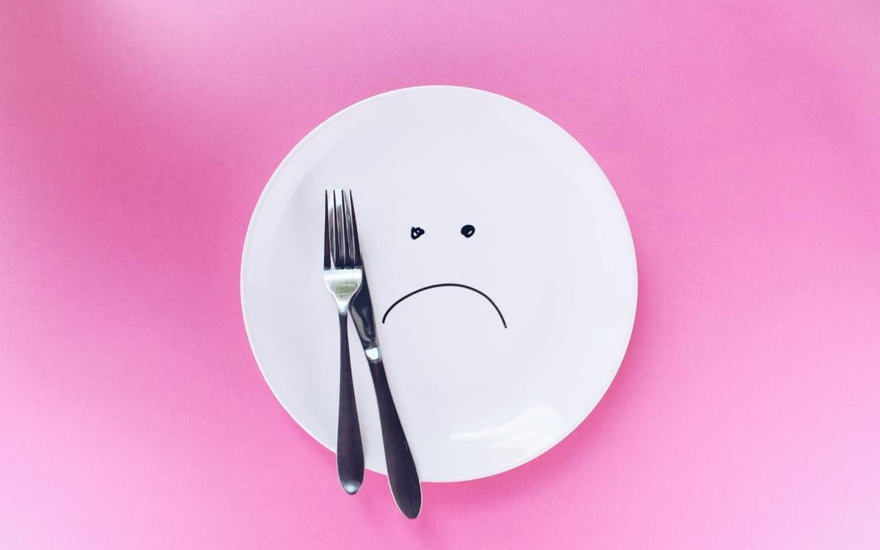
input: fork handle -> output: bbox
[336,313,364,494]
[368,358,422,518]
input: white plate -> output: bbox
[241,86,637,482]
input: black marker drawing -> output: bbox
[411,226,425,240]
[382,283,507,328]
[460,224,475,238]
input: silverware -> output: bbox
[323,189,364,495]
[346,192,422,519]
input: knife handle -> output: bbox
[368,358,422,519]
[336,313,364,495]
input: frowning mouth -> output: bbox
[381,283,507,328]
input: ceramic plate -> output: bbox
[241,86,637,482]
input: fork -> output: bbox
[324,189,364,495]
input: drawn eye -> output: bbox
[460,224,475,238]
[411,226,425,240]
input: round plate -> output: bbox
[241,86,637,482]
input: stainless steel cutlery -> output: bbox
[323,189,421,518]
[323,190,365,495]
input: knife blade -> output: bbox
[350,273,422,519]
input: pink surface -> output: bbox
[2,1,879,548]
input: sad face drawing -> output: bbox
[381,223,507,329]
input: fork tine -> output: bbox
[333,189,342,267]
[347,191,361,266]
[323,191,332,269]
[327,190,338,269]
[334,189,348,268]
[342,191,357,269]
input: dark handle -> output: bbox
[368,358,422,518]
[336,313,364,494]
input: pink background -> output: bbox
[2,1,879,548]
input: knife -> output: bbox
[350,272,422,519]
